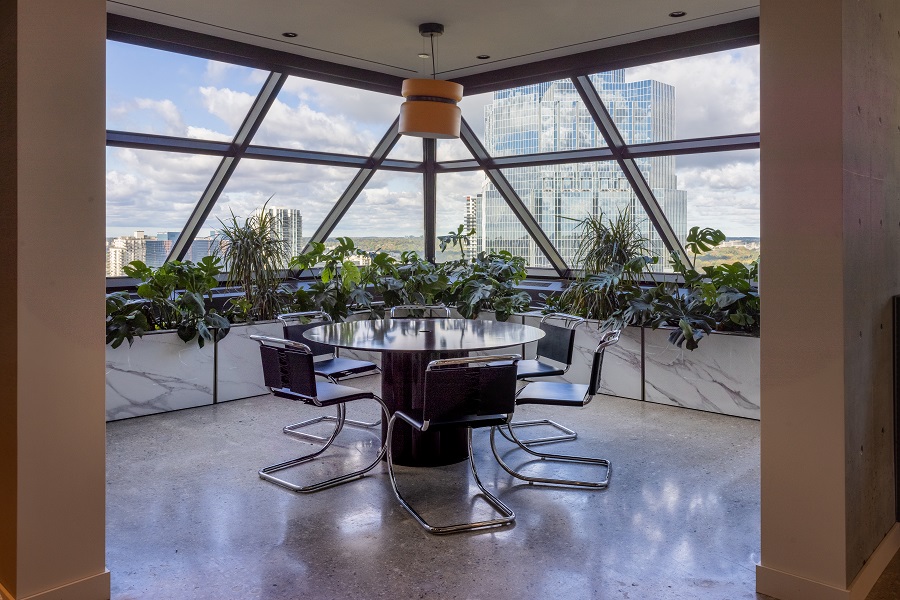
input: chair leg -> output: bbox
[499,418,577,446]
[490,423,611,488]
[386,419,515,535]
[283,406,381,443]
[260,398,389,494]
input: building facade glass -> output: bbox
[480,71,687,270]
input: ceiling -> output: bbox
[107,0,759,80]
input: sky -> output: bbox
[105,41,761,241]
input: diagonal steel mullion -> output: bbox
[305,118,401,249]
[423,138,437,262]
[572,75,691,268]
[458,118,570,278]
[167,71,288,262]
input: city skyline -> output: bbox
[105,43,759,271]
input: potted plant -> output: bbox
[105,256,230,348]
[214,202,291,322]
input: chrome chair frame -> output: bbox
[388,304,452,319]
[277,311,381,443]
[386,354,520,535]
[510,312,586,446]
[252,335,389,493]
[491,329,620,488]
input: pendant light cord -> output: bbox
[430,35,436,79]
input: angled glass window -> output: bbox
[106,147,221,276]
[498,162,679,273]
[445,92,494,158]
[386,135,423,162]
[252,77,404,156]
[194,159,363,266]
[450,170,555,269]
[593,46,760,140]
[329,170,425,257]
[479,84,606,157]
[106,40,266,141]
[435,171,487,262]
[677,149,760,267]
[436,136,475,163]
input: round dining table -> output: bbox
[304,317,544,467]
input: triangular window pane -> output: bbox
[105,147,221,276]
[196,159,361,267]
[252,77,403,156]
[329,170,425,256]
[106,40,266,141]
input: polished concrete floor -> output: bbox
[107,374,765,599]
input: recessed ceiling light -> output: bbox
[476,55,490,60]
[669,11,686,17]
[282,32,298,38]
[418,53,430,59]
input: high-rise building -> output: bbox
[479,70,687,270]
[259,206,303,266]
[105,231,148,276]
[463,194,482,260]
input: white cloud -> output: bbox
[626,47,760,138]
[198,86,255,131]
[678,157,760,237]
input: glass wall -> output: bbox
[106,35,759,283]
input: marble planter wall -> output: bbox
[643,328,760,419]
[108,312,759,422]
[216,321,283,403]
[106,331,215,421]
[107,321,281,421]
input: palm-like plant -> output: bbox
[559,209,651,320]
[214,202,289,321]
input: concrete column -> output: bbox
[0,1,108,599]
[757,0,900,598]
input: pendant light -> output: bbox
[398,23,463,139]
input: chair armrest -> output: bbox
[392,410,427,432]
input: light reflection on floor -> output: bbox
[107,375,764,599]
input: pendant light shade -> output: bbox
[398,78,464,139]
[398,22,463,139]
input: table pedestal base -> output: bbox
[381,350,468,467]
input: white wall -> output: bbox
[1,1,109,598]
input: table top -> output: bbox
[303,318,544,353]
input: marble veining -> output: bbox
[105,331,214,421]
[643,328,760,419]
[107,314,760,422]
[216,321,283,403]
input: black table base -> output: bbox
[381,350,469,467]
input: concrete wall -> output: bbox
[758,0,900,597]
[841,0,900,580]
[0,2,109,599]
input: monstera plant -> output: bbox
[105,256,230,348]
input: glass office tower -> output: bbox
[480,70,687,270]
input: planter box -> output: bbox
[643,328,760,419]
[216,321,283,402]
[515,312,759,420]
[106,330,215,421]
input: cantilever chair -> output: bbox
[388,304,452,319]
[510,312,586,446]
[491,329,621,488]
[386,354,520,535]
[252,335,389,493]
[278,311,381,441]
